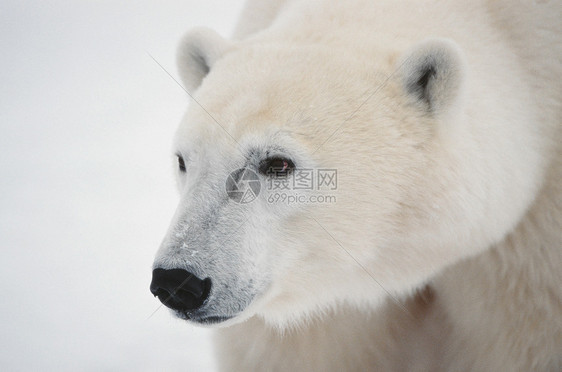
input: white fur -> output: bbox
[156,0,562,370]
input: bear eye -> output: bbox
[177,155,186,172]
[259,157,295,176]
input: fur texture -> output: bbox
[153,0,562,370]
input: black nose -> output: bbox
[150,268,211,312]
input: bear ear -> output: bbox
[399,38,466,115]
[176,27,232,92]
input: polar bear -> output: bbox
[150,0,562,370]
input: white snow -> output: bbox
[0,1,245,370]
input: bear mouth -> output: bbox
[197,315,233,324]
[175,310,233,325]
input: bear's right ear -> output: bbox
[398,38,466,116]
[176,27,232,92]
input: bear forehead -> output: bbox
[182,45,410,144]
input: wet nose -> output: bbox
[150,268,211,312]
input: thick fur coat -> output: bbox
[152,0,562,370]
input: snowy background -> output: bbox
[0,1,245,370]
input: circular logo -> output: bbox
[225,167,261,204]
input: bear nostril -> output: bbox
[150,268,211,312]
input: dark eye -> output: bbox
[177,155,186,172]
[259,157,295,176]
